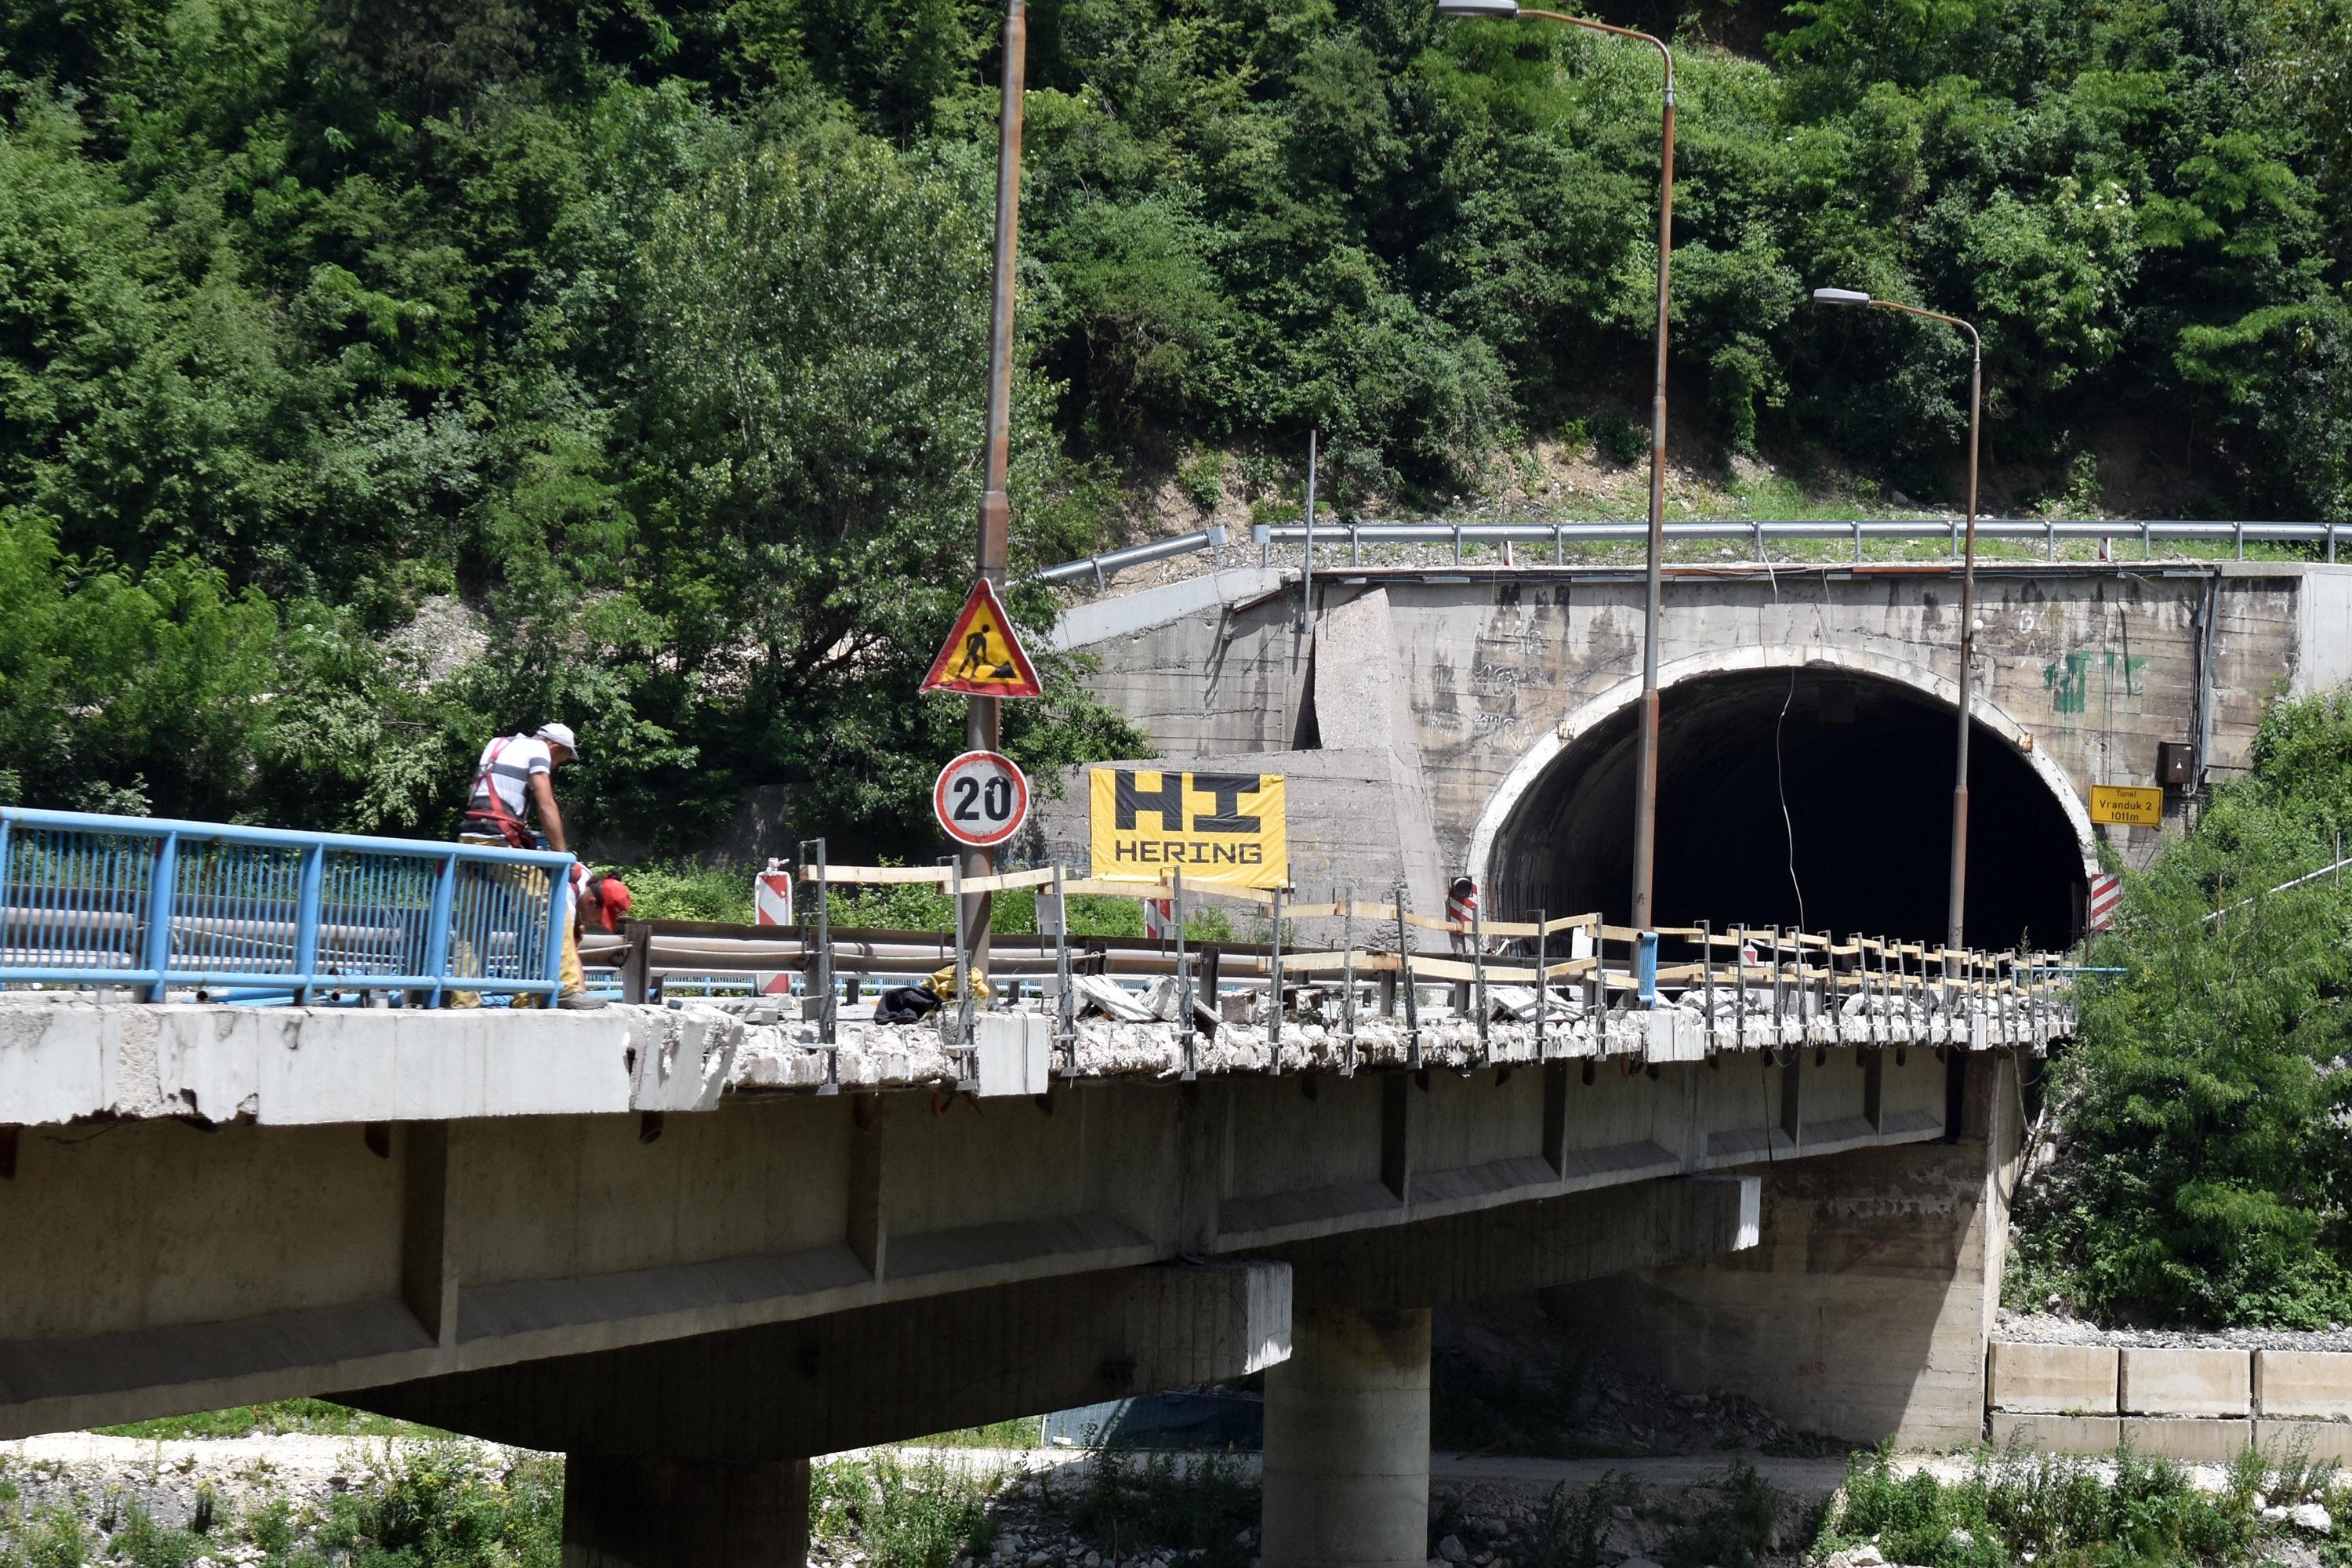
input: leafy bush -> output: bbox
[1661,1460,1782,1568]
[1522,1475,1637,1568]
[310,1443,561,1568]
[2013,690,2352,1327]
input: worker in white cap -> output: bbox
[449,722,604,1010]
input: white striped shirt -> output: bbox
[468,735,553,820]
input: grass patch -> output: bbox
[1813,1440,2344,1568]
[95,1399,441,1440]
[811,1450,999,1568]
[0,1440,557,1568]
[898,1417,1044,1450]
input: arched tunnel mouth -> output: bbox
[1490,668,2085,949]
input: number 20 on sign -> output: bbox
[935,750,1030,849]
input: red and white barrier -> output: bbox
[757,866,795,996]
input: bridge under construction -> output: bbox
[0,790,2051,1566]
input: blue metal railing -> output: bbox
[0,808,573,1004]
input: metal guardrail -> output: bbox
[1033,517,2347,587]
[0,807,573,1004]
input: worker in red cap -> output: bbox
[577,868,633,936]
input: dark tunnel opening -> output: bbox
[1490,669,2086,949]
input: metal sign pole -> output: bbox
[814,838,835,1047]
[951,857,973,1069]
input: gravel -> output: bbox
[1995,1310,2352,1353]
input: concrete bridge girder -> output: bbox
[2,1032,1958,1443]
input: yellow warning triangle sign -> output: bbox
[921,579,1043,699]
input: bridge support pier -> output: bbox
[1261,1306,1432,1568]
[562,1454,810,1568]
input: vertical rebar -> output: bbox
[1269,884,1286,1076]
[1734,924,1748,1054]
[1700,919,1715,1055]
[1054,862,1076,1080]
[1175,868,1195,1081]
[1534,909,1549,1060]
[1472,892,1489,1066]
[1341,886,1358,1075]
[1396,883,1420,1071]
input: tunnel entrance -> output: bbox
[1488,669,2085,949]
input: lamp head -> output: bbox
[1812,288,1873,307]
[1437,0,1522,16]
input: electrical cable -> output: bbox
[1760,554,1808,933]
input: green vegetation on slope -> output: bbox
[0,0,2344,854]
[2012,691,2352,1328]
[1816,1441,2351,1568]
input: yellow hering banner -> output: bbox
[1088,768,1288,890]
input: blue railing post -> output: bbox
[424,852,457,1007]
[1636,930,1658,1008]
[543,858,571,998]
[0,812,12,1000]
[140,832,180,1001]
[290,843,325,1005]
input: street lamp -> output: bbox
[1438,0,1675,933]
[1811,287,1983,969]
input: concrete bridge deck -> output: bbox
[3,991,2023,1492]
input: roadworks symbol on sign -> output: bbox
[921,579,1043,699]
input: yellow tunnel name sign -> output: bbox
[1088,768,1288,890]
[2089,784,2165,826]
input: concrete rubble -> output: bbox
[723,986,2066,1094]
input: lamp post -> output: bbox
[964,0,1028,971]
[1437,0,1675,933]
[1811,288,1981,967]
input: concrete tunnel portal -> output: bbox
[1486,666,2088,949]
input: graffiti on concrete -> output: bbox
[2044,649,2147,714]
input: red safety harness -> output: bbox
[463,736,538,848]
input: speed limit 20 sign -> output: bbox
[934,750,1030,848]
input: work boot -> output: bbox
[557,989,609,1011]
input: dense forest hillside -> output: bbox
[0,0,2344,849]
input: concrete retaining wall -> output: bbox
[1988,1342,2352,1457]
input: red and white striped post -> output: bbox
[756,859,796,996]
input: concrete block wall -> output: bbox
[1988,1343,2352,1458]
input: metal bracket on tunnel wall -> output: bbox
[1637,932,1659,1008]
